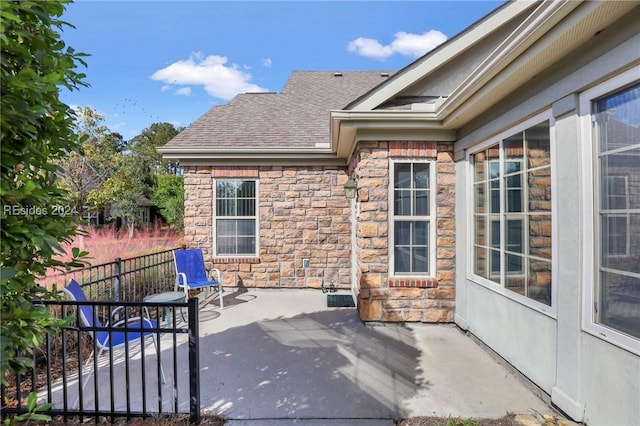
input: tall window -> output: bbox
[214,179,258,256]
[472,119,553,307]
[593,82,640,340]
[390,161,435,276]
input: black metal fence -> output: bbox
[44,247,183,303]
[1,298,201,423]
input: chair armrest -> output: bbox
[109,305,153,327]
[175,272,188,291]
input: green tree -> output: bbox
[153,174,184,230]
[129,122,181,175]
[0,0,89,383]
[86,122,183,232]
[58,106,124,215]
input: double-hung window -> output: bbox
[471,116,553,308]
[583,69,640,350]
[214,179,258,257]
[390,161,436,276]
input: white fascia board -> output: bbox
[438,0,581,123]
[349,1,536,112]
[158,147,337,163]
[330,110,447,158]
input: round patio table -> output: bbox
[144,291,186,325]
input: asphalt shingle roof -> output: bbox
[162,71,393,150]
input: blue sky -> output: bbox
[60,1,504,139]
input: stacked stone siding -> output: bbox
[183,165,352,289]
[353,141,456,323]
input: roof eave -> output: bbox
[331,110,453,159]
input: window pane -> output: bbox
[237,219,256,236]
[413,163,430,189]
[506,219,523,254]
[474,183,486,214]
[602,150,640,210]
[216,199,235,216]
[505,253,523,274]
[395,221,411,245]
[489,250,501,283]
[395,190,411,216]
[475,216,487,246]
[216,219,235,235]
[474,151,486,182]
[527,125,551,168]
[594,83,640,153]
[528,169,552,212]
[529,215,552,259]
[412,247,429,273]
[505,274,525,296]
[505,176,523,212]
[237,237,255,254]
[599,272,640,339]
[395,247,410,273]
[490,184,500,214]
[413,221,429,245]
[504,132,523,162]
[528,258,552,306]
[474,246,487,278]
[490,220,500,248]
[395,163,411,188]
[414,190,429,215]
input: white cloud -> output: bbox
[175,87,192,96]
[262,58,272,68]
[347,30,448,61]
[150,52,268,100]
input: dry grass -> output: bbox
[56,223,184,266]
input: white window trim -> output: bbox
[465,109,557,317]
[212,178,260,258]
[580,65,640,355]
[388,158,437,278]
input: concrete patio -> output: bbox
[195,288,555,424]
[49,288,559,424]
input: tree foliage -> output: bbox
[0,0,89,383]
[85,121,184,230]
[58,107,124,214]
[153,174,184,231]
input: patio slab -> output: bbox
[196,288,555,424]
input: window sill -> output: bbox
[389,278,438,288]
[582,323,640,356]
[467,274,557,319]
[213,257,261,264]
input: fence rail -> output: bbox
[44,247,183,302]
[1,298,200,423]
[1,246,203,423]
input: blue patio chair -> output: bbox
[173,248,224,310]
[62,279,166,408]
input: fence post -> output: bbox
[188,298,200,424]
[114,257,121,302]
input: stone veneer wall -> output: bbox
[183,165,352,289]
[350,141,456,323]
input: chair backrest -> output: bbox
[63,279,119,350]
[173,249,208,282]
[62,279,104,329]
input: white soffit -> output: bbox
[441,0,638,126]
